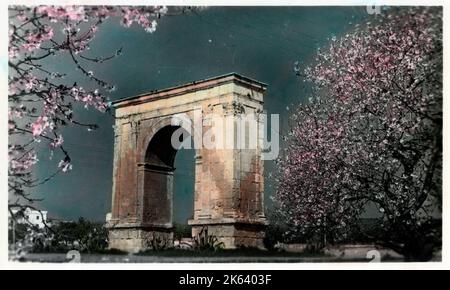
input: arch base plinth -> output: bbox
[189,219,267,250]
[108,225,174,253]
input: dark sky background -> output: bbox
[32,6,371,223]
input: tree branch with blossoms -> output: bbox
[275,7,442,261]
[8,5,170,210]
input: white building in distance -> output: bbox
[10,207,48,229]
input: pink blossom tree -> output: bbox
[8,5,175,213]
[275,7,442,261]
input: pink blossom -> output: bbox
[275,8,442,247]
[50,135,64,149]
[58,159,72,172]
[24,75,37,91]
[9,151,38,173]
[8,5,167,209]
[31,116,49,136]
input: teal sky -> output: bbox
[31,6,371,223]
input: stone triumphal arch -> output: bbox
[107,73,267,252]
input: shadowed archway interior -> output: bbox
[142,125,193,226]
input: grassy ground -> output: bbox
[136,248,330,258]
[12,245,410,262]
[12,248,409,262]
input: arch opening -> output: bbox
[173,148,195,240]
[141,125,194,235]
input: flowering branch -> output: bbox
[8,5,169,206]
[275,7,442,260]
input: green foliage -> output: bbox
[8,223,28,244]
[146,234,170,251]
[48,217,108,253]
[173,223,191,241]
[263,209,288,251]
[192,227,224,251]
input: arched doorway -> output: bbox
[141,125,182,226]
